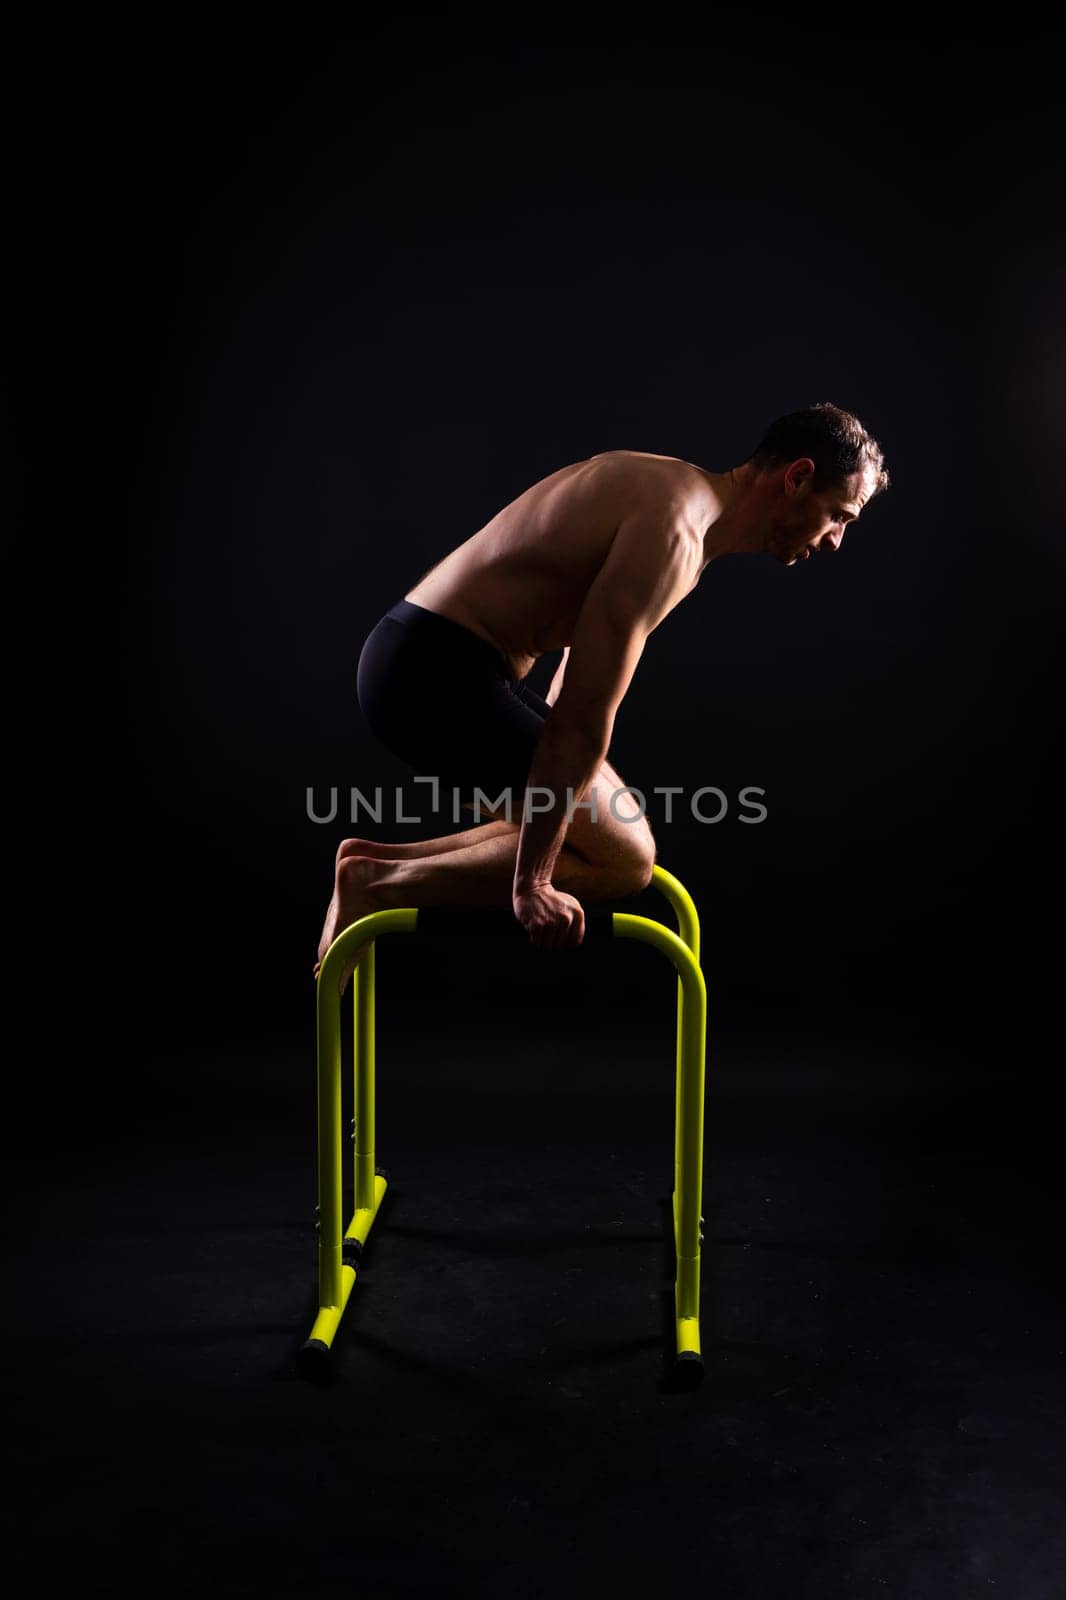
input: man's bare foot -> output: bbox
[314,855,391,995]
[335,835,401,861]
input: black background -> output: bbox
[27,19,1061,1071]
[12,15,1065,1594]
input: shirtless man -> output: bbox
[316,401,889,985]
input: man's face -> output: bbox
[767,462,872,566]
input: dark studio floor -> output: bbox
[6,972,1063,1598]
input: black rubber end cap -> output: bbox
[375,1166,391,1183]
[672,1352,705,1390]
[296,1338,331,1376]
[342,1238,363,1266]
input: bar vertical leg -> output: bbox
[354,941,377,1211]
[613,911,707,1379]
[346,937,389,1263]
[302,911,414,1365]
[650,866,701,1265]
[673,974,683,1256]
[314,969,346,1313]
[675,967,707,1354]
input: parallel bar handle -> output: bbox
[413,902,617,948]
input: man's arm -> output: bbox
[513,504,700,928]
[544,646,570,708]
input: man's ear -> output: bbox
[784,457,816,494]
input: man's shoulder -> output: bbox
[594,449,709,512]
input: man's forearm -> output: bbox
[545,646,570,708]
[513,715,607,890]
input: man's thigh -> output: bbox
[359,604,567,810]
[455,676,654,849]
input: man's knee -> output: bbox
[617,820,657,893]
[569,775,657,893]
[600,767,656,851]
[601,831,656,896]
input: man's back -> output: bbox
[404,449,717,678]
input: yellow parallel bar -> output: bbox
[309,885,706,1369]
[308,1265,357,1346]
[346,1174,389,1247]
[649,863,701,961]
[612,912,707,1332]
[316,910,416,1308]
[675,1311,702,1358]
[649,864,701,1227]
[354,939,377,1212]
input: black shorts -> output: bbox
[356,599,552,810]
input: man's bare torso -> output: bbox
[404,450,720,679]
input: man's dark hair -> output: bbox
[748,402,889,497]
